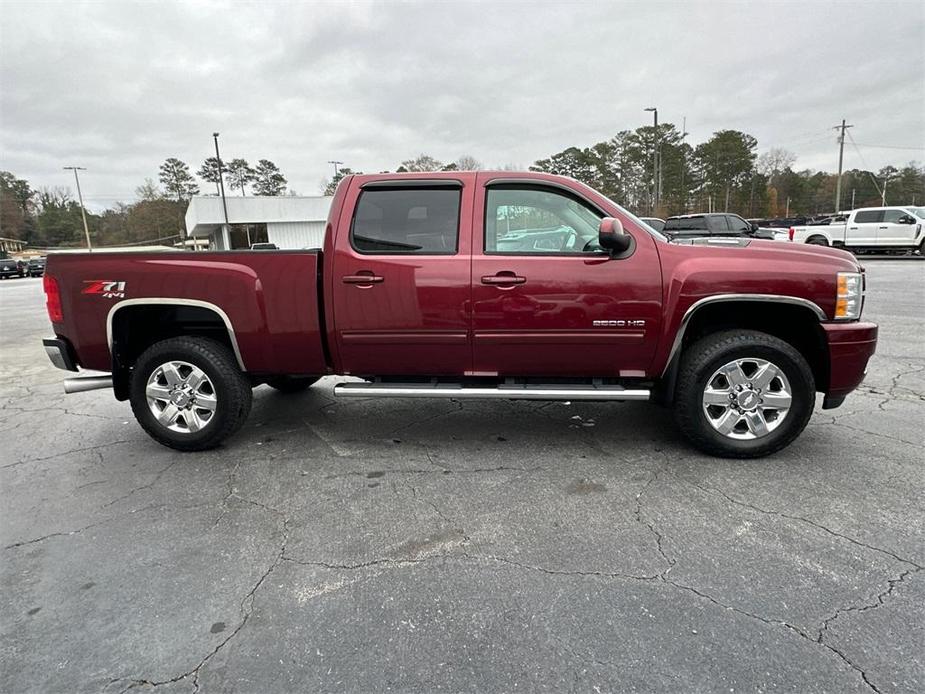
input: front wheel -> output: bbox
[130,337,252,451]
[673,330,815,458]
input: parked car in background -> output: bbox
[28,257,46,277]
[42,171,876,459]
[787,207,924,253]
[0,257,21,279]
[640,217,665,232]
[664,213,777,240]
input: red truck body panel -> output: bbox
[45,170,875,405]
[47,251,327,375]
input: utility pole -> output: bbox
[833,119,853,212]
[213,133,235,248]
[63,166,92,251]
[328,160,343,178]
[882,178,889,206]
[680,116,687,214]
[644,107,658,214]
[851,188,856,210]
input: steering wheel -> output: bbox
[581,238,600,252]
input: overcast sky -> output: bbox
[2,0,923,209]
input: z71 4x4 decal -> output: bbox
[82,280,126,299]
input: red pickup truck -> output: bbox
[41,171,877,458]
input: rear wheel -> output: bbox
[267,376,320,393]
[130,337,252,451]
[806,236,828,246]
[673,330,815,458]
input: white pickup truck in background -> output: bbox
[787,206,925,253]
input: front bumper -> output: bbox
[43,337,78,372]
[822,321,878,403]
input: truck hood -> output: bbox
[666,237,859,272]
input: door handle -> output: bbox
[481,273,526,285]
[342,273,384,285]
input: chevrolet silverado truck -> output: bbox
[41,171,877,458]
[787,206,925,253]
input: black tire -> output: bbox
[806,236,828,246]
[130,337,252,451]
[673,330,815,458]
[266,375,320,393]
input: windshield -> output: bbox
[905,207,925,219]
[596,197,668,241]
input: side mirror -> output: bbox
[750,222,760,232]
[598,217,632,254]
[900,215,916,224]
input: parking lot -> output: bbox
[0,260,922,693]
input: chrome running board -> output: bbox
[334,382,650,402]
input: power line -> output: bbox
[845,130,883,197]
[850,142,925,151]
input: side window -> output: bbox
[485,186,603,254]
[726,215,750,232]
[854,210,883,224]
[351,188,460,254]
[708,216,729,233]
[882,209,906,223]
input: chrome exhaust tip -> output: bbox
[64,375,113,394]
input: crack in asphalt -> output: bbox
[818,567,922,640]
[690,480,923,569]
[117,497,290,694]
[1,439,133,469]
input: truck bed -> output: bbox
[46,250,328,375]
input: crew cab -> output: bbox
[41,172,877,458]
[663,213,777,241]
[787,206,925,253]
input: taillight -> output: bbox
[788,227,795,241]
[44,274,63,323]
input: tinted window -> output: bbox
[882,209,907,223]
[664,216,707,231]
[485,186,603,254]
[708,216,729,233]
[352,188,460,254]
[726,215,751,232]
[854,210,883,223]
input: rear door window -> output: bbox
[708,216,729,233]
[351,188,461,254]
[853,210,883,223]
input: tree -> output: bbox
[694,130,758,211]
[197,157,223,195]
[252,159,287,196]
[323,167,359,196]
[757,148,796,177]
[398,154,444,172]
[225,158,255,196]
[455,155,482,171]
[158,158,199,202]
[0,171,35,240]
[135,179,163,201]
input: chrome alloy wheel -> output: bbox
[701,358,792,440]
[145,360,217,434]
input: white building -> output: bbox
[185,196,333,250]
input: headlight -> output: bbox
[835,272,863,320]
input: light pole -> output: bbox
[328,160,343,178]
[644,107,658,214]
[63,166,92,251]
[213,133,235,248]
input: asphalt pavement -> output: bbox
[1,260,923,693]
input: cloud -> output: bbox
[2,0,923,208]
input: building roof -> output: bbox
[185,195,333,237]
